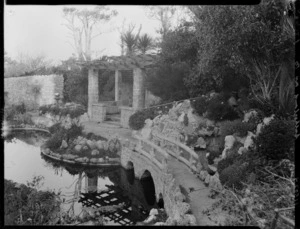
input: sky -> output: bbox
[4,5,167,65]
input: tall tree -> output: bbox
[63,6,117,61]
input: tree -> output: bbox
[62,6,117,61]
[144,6,177,39]
[120,24,141,55]
[186,1,295,116]
[137,34,155,54]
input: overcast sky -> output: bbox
[4,5,166,65]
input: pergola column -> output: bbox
[115,70,121,101]
[132,68,145,109]
[88,68,99,118]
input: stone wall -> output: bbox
[4,74,63,110]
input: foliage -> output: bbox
[219,120,256,137]
[44,131,64,151]
[254,118,295,161]
[4,104,34,126]
[145,22,197,102]
[206,95,240,121]
[137,34,155,54]
[190,96,209,116]
[39,103,86,119]
[4,178,59,225]
[129,109,156,130]
[146,62,190,102]
[183,113,189,126]
[219,163,247,189]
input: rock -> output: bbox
[75,157,85,163]
[90,158,98,163]
[154,222,166,226]
[86,140,97,150]
[108,141,115,152]
[178,112,185,122]
[174,192,186,202]
[44,148,50,155]
[178,202,191,215]
[140,125,152,140]
[195,137,206,149]
[98,158,104,163]
[149,208,159,216]
[168,109,178,121]
[79,112,89,123]
[74,144,82,152]
[196,162,202,173]
[165,217,177,225]
[187,108,197,124]
[256,123,263,135]
[144,214,156,223]
[221,148,229,159]
[238,146,247,155]
[60,140,68,149]
[199,170,208,181]
[82,145,89,151]
[209,174,222,190]
[224,135,236,149]
[91,149,99,156]
[96,140,104,150]
[103,142,109,151]
[244,131,255,150]
[263,114,275,126]
[204,174,211,185]
[208,165,217,172]
[79,138,87,145]
[236,136,246,145]
[183,214,197,226]
[243,110,258,122]
[228,96,237,107]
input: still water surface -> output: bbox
[4,130,158,225]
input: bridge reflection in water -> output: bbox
[41,155,158,225]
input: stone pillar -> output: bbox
[115,70,121,102]
[132,68,145,109]
[88,68,99,118]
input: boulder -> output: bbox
[243,110,258,122]
[174,192,186,202]
[103,142,109,151]
[204,174,211,185]
[244,131,255,150]
[74,144,82,152]
[209,174,222,190]
[238,146,247,155]
[177,202,191,215]
[86,140,97,150]
[256,123,263,135]
[96,140,104,150]
[98,158,104,163]
[199,170,208,181]
[224,135,236,149]
[228,96,237,107]
[195,137,206,149]
[82,145,89,151]
[60,140,68,149]
[183,214,197,226]
[149,208,159,216]
[91,149,99,156]
[90,158,98,164]
[221,148,229,159]
[178,112,185,123]
[263,114,275,126]
[236,136,246,145]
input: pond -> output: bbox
[4,130,159,225]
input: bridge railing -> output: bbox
[152,133,199,173]
[135,135,169,171]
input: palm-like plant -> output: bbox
[137,34,154,54]
[120,24,141,55]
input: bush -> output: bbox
[39,103,86,119]
[44,131,64,151]
[14,103,26,114]
[219,163,247,189]
[66,124,83,141]
[129,109,156,130]
[220,120,256,137]
[254,118,295,161]
[191,96,209,116]
[206,95,239,121]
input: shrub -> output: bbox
[219,163,247,189]
[14,103,26,114]
[44,131,64,151]
[206,95,239,121]
[191,96,209,116]
[220,120,256,137]
[39,103,86,119]
[48,123,61,134]
[246,109,264,126]
[254,118,295,161]
[129,109,156,130]
[66,124,83,141]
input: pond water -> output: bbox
[4,130,159,225]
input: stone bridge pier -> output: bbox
[121,146,193,222]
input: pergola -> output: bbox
[77,54,158,128]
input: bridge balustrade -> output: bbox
[152,133,199,173]
[134,135,169,171]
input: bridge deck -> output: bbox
[81,121,225,225]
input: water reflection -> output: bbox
[5,130,159,225]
